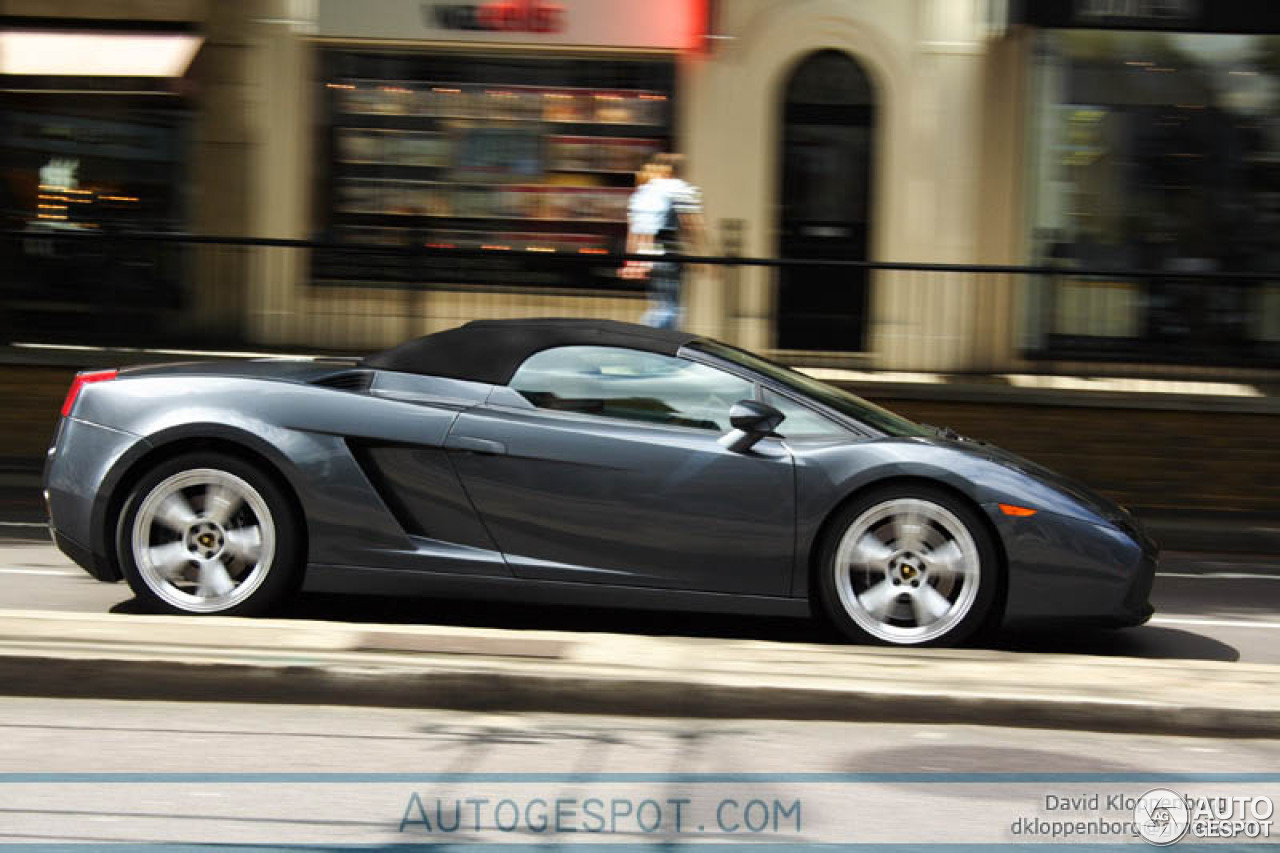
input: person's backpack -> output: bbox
[655,181,692,254]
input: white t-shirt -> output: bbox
[628,178,702,240]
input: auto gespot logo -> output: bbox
[429,0,566,33]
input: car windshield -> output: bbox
[690,340,931,438]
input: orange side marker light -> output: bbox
[999,504,1038,517]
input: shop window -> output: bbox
[1027,30,1280,365]
[0,95,191,342]
[315,51,675,291]
[0,96,188,233]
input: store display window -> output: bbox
[0,96,189,234]
[0,95,191,338]
[316,50,675,289]
[1026,30,1280,363]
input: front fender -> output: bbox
[987,506,1155,627]
[789,437,1114,598]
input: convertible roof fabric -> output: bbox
[363,318,701,385]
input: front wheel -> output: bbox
[816,485,999,647]
[116,452,302,616]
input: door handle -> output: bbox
[445,436,507,456]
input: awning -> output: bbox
[0,21,202,78]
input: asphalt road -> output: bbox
[0,537,1278,664]
[2,537,1279,845]
[0,697,1278,845]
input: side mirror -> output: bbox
[719,399,785,454]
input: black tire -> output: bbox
[815,483,999,647]
[115,451,303,616]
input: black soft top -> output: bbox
[363,318,701,385]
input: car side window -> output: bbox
[510,346,755,432]
[761,388,851,438]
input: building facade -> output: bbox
[1017,0,1280,371]
[252,0,1023,370]
[4,0,1277,373]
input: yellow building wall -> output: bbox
[237,0,1027,367]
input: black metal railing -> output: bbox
[1,228,1277,374]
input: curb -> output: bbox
[1,654,1278,739]
[0,611,1277,738]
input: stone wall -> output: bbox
[868,396,1280,516]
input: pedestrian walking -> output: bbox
[621,153,707,329]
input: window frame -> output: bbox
[678,346,873,441]
[504,344,760,436]
[501,343,875,442]
[756,385,857,441]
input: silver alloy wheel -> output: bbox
[131,468,277,613]
[833,497,980,644]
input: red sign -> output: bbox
[430,0,566,34]
[322,0,704,51]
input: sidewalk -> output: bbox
[0,610,1277,738]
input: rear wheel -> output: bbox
[116,452,302,615]
[816,484,998,647]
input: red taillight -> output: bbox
[61,369,118,417]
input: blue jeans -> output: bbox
[641,261,681,330]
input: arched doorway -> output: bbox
[776,50,876,352]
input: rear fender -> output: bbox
[90,421,418,579]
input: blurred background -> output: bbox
[1,0,1279,540]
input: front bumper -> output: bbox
[990,506,1157,629]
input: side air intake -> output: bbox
[310,370,374,393]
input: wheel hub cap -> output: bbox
[185,521,226,560]
[832,497,981,645]
[891,552,925,586]
[131,468,277,613]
